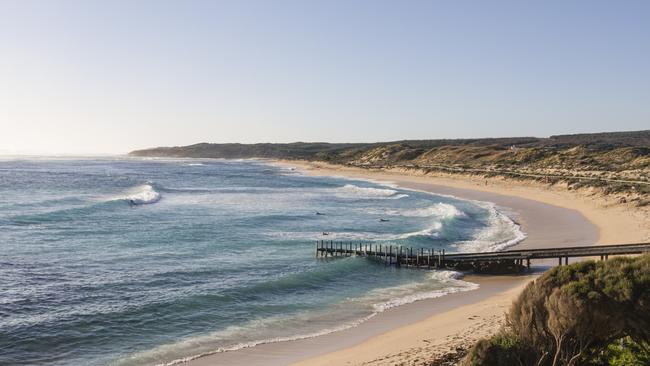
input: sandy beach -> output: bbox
[185,160,648,366]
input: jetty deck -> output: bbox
[315,241,650,273]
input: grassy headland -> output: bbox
[130,130,650,201]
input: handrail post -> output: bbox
[396,245,404,267]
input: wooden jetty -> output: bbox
[315,241,650,273]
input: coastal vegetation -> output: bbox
[130,130,650,198]
[462,254,650,366]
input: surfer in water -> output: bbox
[379,218,390,222]
[316,211,325,215]
[129,199,137,207]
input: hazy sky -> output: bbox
[1,1,649,154]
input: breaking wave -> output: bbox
[110,184,162,205]
[118,268,477,366]
[369,270,479,311]
[384,202,466,218]
[452,202,526,252]
[335,184,408,199]
[7,183,162,225]
[396,221,443,239]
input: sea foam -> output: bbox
[452,202,526,253]
[118,270,478,366]
[396,221,443,239]
[336,184,408,199]
[370,270,479,312]
[383,202,466,218]
[113,184,162,204]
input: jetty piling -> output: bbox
[316,242,650,273]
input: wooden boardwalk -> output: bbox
[315,241,650,273]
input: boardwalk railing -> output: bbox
[316,241,448,268]
[315,241,650,273]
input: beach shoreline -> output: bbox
[275,160,648,246]
[181,159,647,366]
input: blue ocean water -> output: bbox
[0,158,524,365]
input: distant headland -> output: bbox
[130,130,650,197]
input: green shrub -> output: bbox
[463,333,533,366]
[605,338,650,366]
[581,337,650,366]
[464,254,650,366]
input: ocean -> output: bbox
[0,157,524,365]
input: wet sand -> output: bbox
[185,275,535,366]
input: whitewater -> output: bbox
[0,157,524,365]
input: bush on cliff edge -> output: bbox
[463,254,650,366]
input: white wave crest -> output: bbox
[336,184,408,199]
[384,202,466,218]
[412,202,465,218]
[123,313,379,366]
[267,215,452,241]
[394,221,442,239]
[453,203,526,253]
[116,184,161,205]
[371,271,479,312]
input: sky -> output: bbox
[0,1,648,155]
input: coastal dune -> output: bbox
[185,160,647,366]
